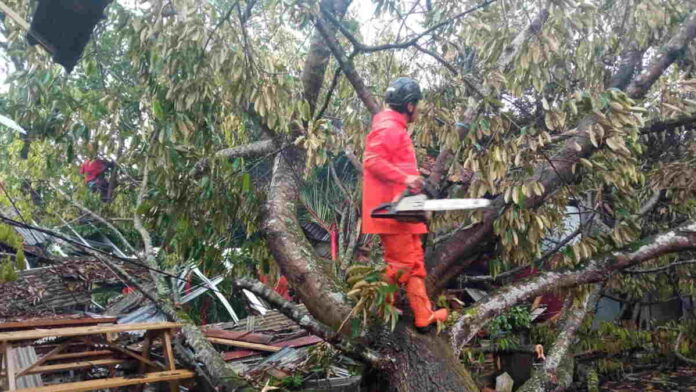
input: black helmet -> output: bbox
[385,77,422,106]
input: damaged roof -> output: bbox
[0,257,148,321]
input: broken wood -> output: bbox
[203,329,273,344]
[48,350,113,360]
[5,358,129,376]
[0,318,117,331]
[13,370,194,392]
[16,343,67,377]
[0,322,182,342]
[106,343,162,370]
[207,337,282,352]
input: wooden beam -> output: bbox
[4,359,128,376]
[5,343,16,391]
[11,370,195,392]
[206,337,282,352]
[0,318,117,332]
[107,344,161,370]
[16,343,67,377]
[203,329,273,344]
[161,330,179,392]
[135,332,153,392]
[49,350,113,360]
[0,322,183,342]
[0,1,30,31]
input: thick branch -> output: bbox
[450,222,696,350]
[608,46,643,90]
[264,148,353,330]
[314,16,380,114]
[428,14,696,290]
[626,12,696,98]
[641,114,696,135]
[232,278,387,367]
[190,139,276,177]
[302,0,351,114]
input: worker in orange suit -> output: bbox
[361,77,448,332]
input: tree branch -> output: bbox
[190,139,277,177]
[50,184,137,254]
[624,259,696,274]
[518,284,602,392]
[232,278,388,367]
[641,114,696,135]
[314,16,380,114]
[427,6,550,191]
[302,0,351,115]
[450,221,696,350]
[428,14,696,291]
[626,12,696,97]
[321,0,497,53]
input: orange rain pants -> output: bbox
[380,234,427,284]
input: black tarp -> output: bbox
[27,0,112,73]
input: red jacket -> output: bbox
[361,110,427,234]
[80,160,107,182]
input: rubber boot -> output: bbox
[406,277,448,332]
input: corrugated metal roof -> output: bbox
[13,346,44,388]
[301,222,330,242]
[14,226,50,246]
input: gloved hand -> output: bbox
[405,175,424,192]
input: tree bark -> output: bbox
[302,0,351,114]
[190,139,276,177]
[264,147,353,330]
[375,325,480,392]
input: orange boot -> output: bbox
[406,277,448,332]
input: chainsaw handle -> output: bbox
[400,181,437,200]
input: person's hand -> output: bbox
[404,175,424,192]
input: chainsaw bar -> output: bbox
[395,194,491,211]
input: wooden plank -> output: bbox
[0,318,117,332]
[135,332,153,392]
[0,322,182,342]
[161,330,179,392]
[274,335,323,348]
[6,344,16,391]
[49,350,113,360]
[221,336,324,362]
[203,329,273,344]
[16,343,67,377]
[107,344,161,370]
[11,370,194,392]
[222,350,261,361]
[4,359,128,376]
[0,1,30,31]
[207,337,282,352]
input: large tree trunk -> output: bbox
[371,324,479,392]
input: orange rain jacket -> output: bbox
[361,110,427,234]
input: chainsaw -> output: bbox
[370,184,491,223]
